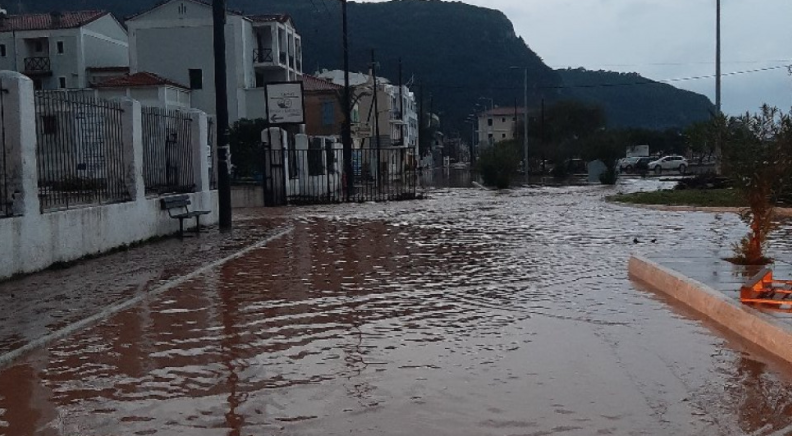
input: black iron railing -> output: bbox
[141,106,194,196]
[253,48,274,63]
[262,144,419,206]
[24,57,51,74]
[35,91,130,212]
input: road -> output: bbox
[2,180,792,435]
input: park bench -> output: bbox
[160,194,211,237]
[740,267,792,309]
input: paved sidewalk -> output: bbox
[0,211,287,359]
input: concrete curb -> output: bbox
[629,254,792,365]
[0,226,294,370]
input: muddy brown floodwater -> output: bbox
[3,180,792,436]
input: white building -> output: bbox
[127,0,303,122]
[0,10,129,90]
[93,71,191,109]
[477,106,526,146]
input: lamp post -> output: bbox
[716,0,721,114]
[511,66,529,175]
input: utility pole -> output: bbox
[212,0,232,230]
[370,49,382,192]
[716,0,722,114]
[341,0,354,201]
[398,58,404,147]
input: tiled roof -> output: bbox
[0,11,108,32]
[248,14,292,24]
[302,75,342,92]
[87,66,130,73]
[92,72,189,90]
[481,107,526,117]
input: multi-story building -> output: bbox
[301,74,361,143]
[477,107,525,146]
[0,10,129,90]
[127,0,303,122]
[315,69,419,159]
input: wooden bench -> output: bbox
[160,195,211,237]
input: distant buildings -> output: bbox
[0,10,129,90]
[318,69,419,162]
[477,107,525,146]
[126,0,303,122]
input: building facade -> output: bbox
[477,107,525,146]
[127,0,302,122]
[0,10,129,90]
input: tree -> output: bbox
[477,140,521,189]
[229,118,269,180]
[721,106,792,265]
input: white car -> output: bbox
[648,155,688,174]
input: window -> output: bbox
[189,69,203,90]
[502,134,507,139]
[57,41,64,54]
[58,77,66,89]
[321,101,335,126]
[33,79,43,90]
[42,115,58,135]
[502,117,506,123]
[0,45,6,57]
[34,40,43,52]
[487,118,493,126]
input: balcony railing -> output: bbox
[24,57,51,75]
[253,48,274,64]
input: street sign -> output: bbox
[265,82,305,125]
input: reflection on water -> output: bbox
[2,183,792,435]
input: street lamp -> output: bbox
[340,0,354,199]
[510,66,529,175]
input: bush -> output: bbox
[477,141,521,189]
[599,167,617,185]
[720,106,792,265]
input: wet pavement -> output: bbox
[4,178,792,435]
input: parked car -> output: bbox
[634,157,652,173]
[618,156,643,173]
[648,155,688,174]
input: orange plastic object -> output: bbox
[740,267,792,308]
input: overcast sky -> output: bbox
[360,0,792,115]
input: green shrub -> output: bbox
[476,141,521,189]
[599,167,617,185]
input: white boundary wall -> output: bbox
[0,71,219,279]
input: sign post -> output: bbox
[265,82,305,125]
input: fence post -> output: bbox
[0,71,39,216]
[112,97,145,201]
[188,109,210,193]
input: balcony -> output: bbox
[390,110,406,124]
[24,57,52,76]
[253,48,274,64]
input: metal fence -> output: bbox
[141,106,194,196]
[35,90,130,212]
[263,143,418,206]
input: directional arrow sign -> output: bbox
[265,82,305,125]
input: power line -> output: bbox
[552,59,792,68]
[421,64,791,91]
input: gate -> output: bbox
[259,131,418,206]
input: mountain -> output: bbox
[23,0,714,132]
[557,68,715,129]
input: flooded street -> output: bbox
[4,180,792,435]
